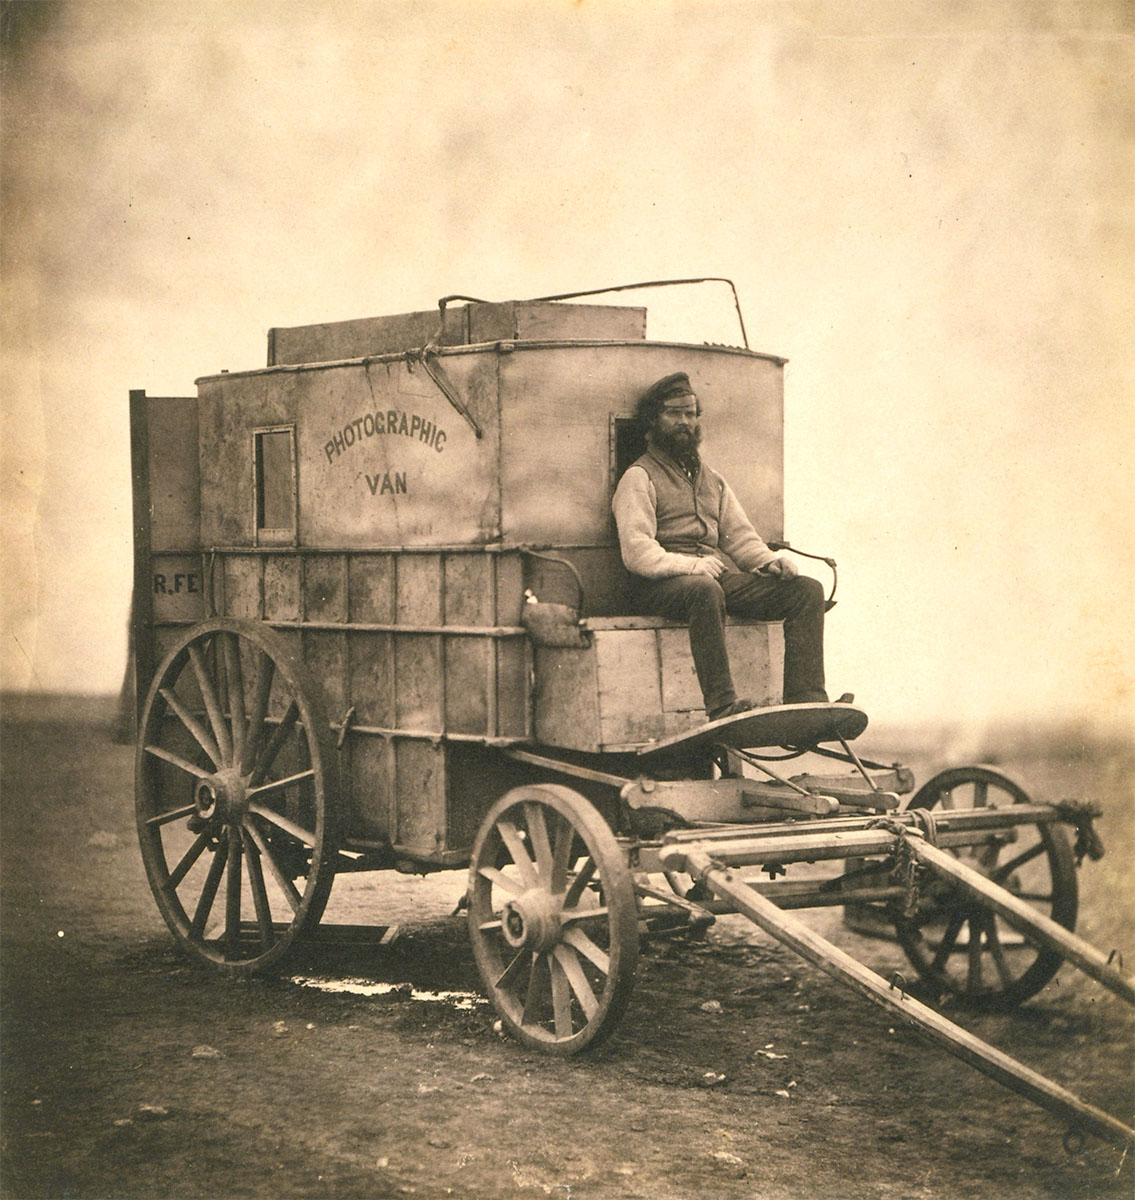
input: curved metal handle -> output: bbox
[768,540,838,611]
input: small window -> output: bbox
[611,416,646,485]
[254,427,296,544]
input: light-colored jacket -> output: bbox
[611,445,775,578]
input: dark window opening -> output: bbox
[612,417,646,484]
[255,428,296,541]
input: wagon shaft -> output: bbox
[659,833,1135,1151]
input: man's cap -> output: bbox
[640,372,696,409]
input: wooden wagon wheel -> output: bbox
[893,766,1077,1011]
[467,785,639,1054]
[136,618,340,973]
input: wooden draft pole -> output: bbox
[661,841,1135,1152]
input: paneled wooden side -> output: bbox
[533,646,602,752]
[532,618,785,752]
[595,629,665,747]
[343,736,395,842]
[393,739,448,857]
[305,555,348,621]
[150,554,206,626]
[222,555,260,619]
[263,555,300,621]
[444,638,490,735]
[347,632,394,727]
[396,554,442,625]
[494,552,525,626]
[348,554,395,622]
[394,634,443,730]
[303,629,349,721]
[443,553,493,625]
[495,639,530,739]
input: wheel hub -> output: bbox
[194,768,247,823]
[500,889,562,952]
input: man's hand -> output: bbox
[690,557,727,578]
[763,556,799,580]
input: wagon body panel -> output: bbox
[534,618,785,753]
[135,298,791,862]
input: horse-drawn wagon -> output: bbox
[130,280,1133,1150]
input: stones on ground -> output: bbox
[191,1044,221,1059]
[699,1071,727,1088]
[711,1150,747,1178]
[699,1000,723,1013]
[136,1104,172,1121]
[272,1021,289,1037]
[470,1073,493,1084]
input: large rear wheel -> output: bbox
[136,619,339,972]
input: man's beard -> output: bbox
[653,422,702,468]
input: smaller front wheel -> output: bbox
[468,785,638,1054]
[893,766,1078,1011]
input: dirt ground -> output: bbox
[2,696,1132,1200]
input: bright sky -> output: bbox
[2,0,1132,733]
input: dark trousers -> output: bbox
[632,571,827,713]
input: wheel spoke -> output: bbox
[550,813,573,894]
[190,839,229,937]
[242,829,275,950]
[930,911,966,972]
[549,954,574,1038]
[144,743,214,781]
[991,841,1046,885]
[477,865,523,896]
[493,948,531,992]
[146,803,196,828]
[966,917,984,993]
[553,943,598,1019]
[985,916,1016,989]
[563,857,597,908]
[245,768,315,801]
[496,820,538,890]
[248,802,316,847]
[972,779,989,808]
[222,633,247,770]
[248,701,299,787]
[524,802,554,883]
[244,819,302,911]
[240,652,276,775]
[561,905,609,925]
[188,641,233,765]
[158,687,221,768]
[522,952,548,1026]
[164,830,211,891]
[224,827,243,958]
[562,926,610,974]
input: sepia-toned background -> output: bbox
[3,0,1132,733]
